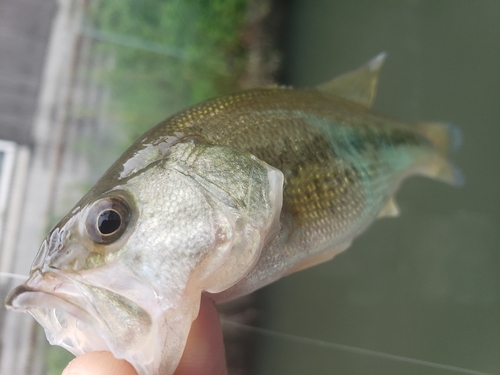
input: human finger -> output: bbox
[61,294,226,375]
[174,294,227,375]
[62,350,137,375]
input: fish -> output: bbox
[5,53,462,375]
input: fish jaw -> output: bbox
[5,274,110,354]
[4,266,194,375]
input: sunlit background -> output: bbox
[0,1,498,374]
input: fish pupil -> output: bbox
[98,210,121,235]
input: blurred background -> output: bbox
[0,0,498,374]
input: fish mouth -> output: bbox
[5,271,201,375]
[5,276,112,355]
[7,284,90,318]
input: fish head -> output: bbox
[5,139,283,375]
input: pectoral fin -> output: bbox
[286,242,352,275]
[316,52,386,108]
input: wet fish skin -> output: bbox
[135,83,460,300]
[4,54,462,375]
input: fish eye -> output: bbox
[86,197,131,244]
[98,210,121,234]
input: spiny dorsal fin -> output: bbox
[316,52,386,108]
[377,196,400,218]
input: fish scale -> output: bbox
[140,88,416,236]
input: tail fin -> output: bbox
[417,122,464,186]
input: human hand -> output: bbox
[61,294,227,375]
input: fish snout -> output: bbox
[30,238,48,272]
[5,268,67,310]
[30,227,91,273]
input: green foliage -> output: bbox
[87,0,249,143]
[45,344,75,375]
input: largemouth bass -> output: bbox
[5,54,462,375]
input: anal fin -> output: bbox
[377,196,400,218]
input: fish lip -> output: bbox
[5,271,92,317]
[5,284,93,323]
[4,284,31,309]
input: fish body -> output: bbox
[5,54,462,375]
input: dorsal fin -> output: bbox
[316,52,386,108]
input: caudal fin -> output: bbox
[417,122,464,186]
